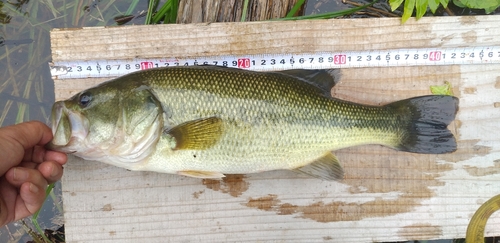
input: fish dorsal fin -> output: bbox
[166,117,223,150]
[276,69,341,96]
[293,153,344,181]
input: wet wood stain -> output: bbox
[464,87,477,94]
[436,139,491,163]
[203,174,249,197]
[495,77,500,88]
[245,194,428,223]
[464,159,500,177]
[242,144,456,223]
[192,190,205,199]
[101,204,113,211]
[397,223,443,240]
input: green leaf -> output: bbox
[145,0,157,25]
[286,0,306,18]
[430,81,454,96]
[401,0,416,23]
[31,183,56,243]
[392,0,451,23]
[453,0,466,8]
[440,0,450,8]
[484,4,500,13]
[389,0,406,11]
[241,0,249,21]
[454,0,500,13]
[168,0,178,23]
[416,0,428,19]
[428,0,441,13]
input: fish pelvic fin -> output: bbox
[388,95,459,154]
[166,117,224,150]
[293,153,344,181]
[178,170,225,179]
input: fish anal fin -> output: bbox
[293,153,344,181]
[178,170,225,179]
[166,117,223,150]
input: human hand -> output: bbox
[0,121,67,227]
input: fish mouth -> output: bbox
[47,101,89,152]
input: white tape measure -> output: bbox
[50,46,500,79]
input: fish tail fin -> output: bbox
[387,95,459,154]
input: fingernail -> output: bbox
[29,183,39,194]
[13,168,28,181]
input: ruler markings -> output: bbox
[50,46,500,79]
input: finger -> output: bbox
[11,162,64,184]
[5,168,49,219]
[22,145,45,164]
[0,195,8,227]
[0,178,17,227]
[44,151,68,165]
[4,167,47,188]
[18,181,47,217]
[22,146,68,165]
[0,121,53,148]
[37,161,64,184]
[0,121,53,175]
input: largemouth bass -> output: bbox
[48,66,458,180]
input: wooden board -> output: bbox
[177,0,301,23]
[50,16,500,242]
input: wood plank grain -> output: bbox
[177,0,300,23]
[51,16,500,242]
[50,16,500,62]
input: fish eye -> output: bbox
[78,92,92,107]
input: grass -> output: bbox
[30,184,58,243]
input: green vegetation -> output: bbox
[30,184,62,243]
[145,0,178,24]
[145,0,376,24]
[390,0,500,23]
[454,0,500,13]
[273,1,376,21]
[430,81,454,96]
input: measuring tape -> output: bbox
[50,46,500,79]
[466,194,500,243]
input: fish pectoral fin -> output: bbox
[178,170,225,179]
[166,117,223,150]
[293,153,344,181]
